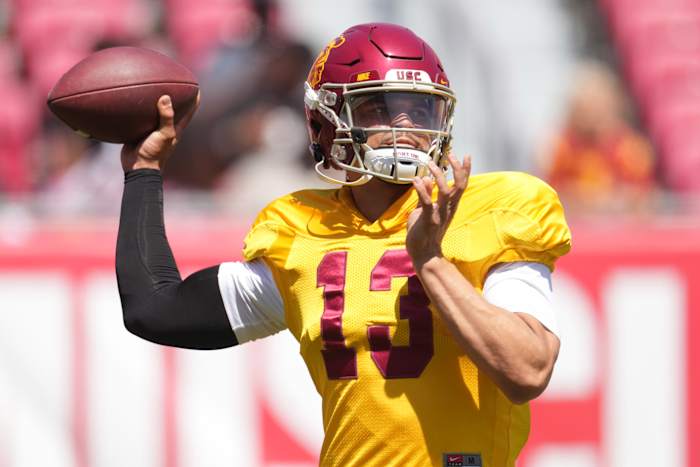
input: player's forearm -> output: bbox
[116,169,237,349]
[414,256,555,404]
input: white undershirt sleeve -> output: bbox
[482,261,559,337]
[217,259,287,344]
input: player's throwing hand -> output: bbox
[121,93,199,172]
[406,153,471,268]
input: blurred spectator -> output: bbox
[165,0,314,190]
[0,0,315,219]
[214,105,326,217]
[540,61,658,216]
[32,117,94,191]
[32,121,123,217]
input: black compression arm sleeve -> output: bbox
[116,169,238,349]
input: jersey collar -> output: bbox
[336,185,421,234]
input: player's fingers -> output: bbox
[412,176,434,208]
[428,161,449,197]
[445,157,465,215]
[157,95,176,140]
[448,153,468,191]
[428,161,452,220]
[463,154,472,176]
[411,177,428,206]
[452,154,471,192]
[407,207,422,228]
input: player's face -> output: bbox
[346,92,448,151]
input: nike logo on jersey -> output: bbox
[443,453,482,467]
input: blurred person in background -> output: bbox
[164,0,316,196]
[540,61,658,217]
[31,116,111,216]
[116,23,571,466]
[13,0,315,217]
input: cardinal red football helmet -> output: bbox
[304,23,456,185]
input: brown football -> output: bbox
[47,47,199,144]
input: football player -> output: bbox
[117,23,571,466]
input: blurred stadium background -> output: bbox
[0,0,699,466]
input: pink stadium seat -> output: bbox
[11,0,154,97]
[165,0,255,68]
[631,55,700,107]
[101,0,152,40]
[0,40,19,80]
[643,102,700,191]
[601,0,700,191]
[12,0,151,57]
[619,13,700,63]
[659,128,700,192]
[26,47,90,98]
[647,101,700,148]
[0,81,40,193]
[12,8,103,57]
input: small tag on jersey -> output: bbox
[443,453,482,467]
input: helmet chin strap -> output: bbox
[314,160,372,186]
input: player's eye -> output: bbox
[371,104,389,116]
[357,104,390,126]
[408,107,430,127]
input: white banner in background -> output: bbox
[0,232,697,467]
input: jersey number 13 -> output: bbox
[317,250,433,380]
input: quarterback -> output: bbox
[116,23,571,466]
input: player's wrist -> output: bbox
[130,159,163,171]
[121,151,164,172]
[410,249,444,272]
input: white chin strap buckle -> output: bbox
[363,147,431,182]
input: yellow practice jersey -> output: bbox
[243,171,571,467]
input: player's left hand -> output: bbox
[406,153,471,268]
